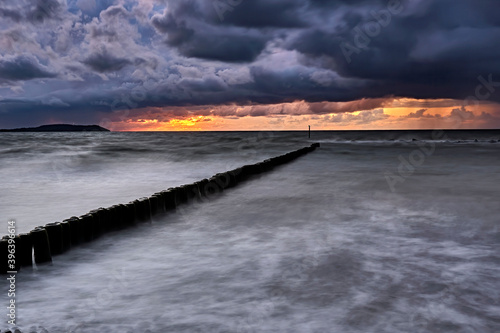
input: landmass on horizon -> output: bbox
[0,124,110,132]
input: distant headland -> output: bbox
[0,124,110,132]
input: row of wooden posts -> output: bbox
[0,143,320,273]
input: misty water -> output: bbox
[1,131,499,332]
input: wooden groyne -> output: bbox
[1,143,320,273]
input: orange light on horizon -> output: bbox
[169,116,209,130]
[104,98,500,131]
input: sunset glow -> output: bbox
[103,98,500,131]
[169,116,213,130]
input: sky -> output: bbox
[0,0,500,131]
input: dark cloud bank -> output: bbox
[0,0,499,127]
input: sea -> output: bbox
[0,130,499,332]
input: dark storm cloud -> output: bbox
[151,5,267,62]
[177,33,266,63]
[1,0,500,127]
[178,76,227,92]
[27,0,64,23]
[0,55,56,81]
[0,7,22,22]
[0,0,64,24]
[288,0,500,101]
[152,0,500,102]
[212,0,307,28]
[82,52,131,73]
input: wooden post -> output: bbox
[308,125,311,138]
[31,228,52,264]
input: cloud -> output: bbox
[212,0,308,28]
[27,0,64,23]
[449,106,476,120]
[0,55,56,81]
[0,7,22,22]
[216,67,253,85]
[75,0,96,13]
[151,7,267,62]
[390,99,478,108]
[392,105,500,129]
[42,97,70,107]
[82,51,132,73]
[308,98,392,115]
[405,108,440,118]
[116,98,392,122]
[474,110,500,128]
[323,108,390,125]
[287,0,500,101]
[309,70,338,87]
